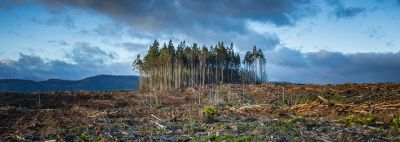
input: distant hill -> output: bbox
[0,75,139,93]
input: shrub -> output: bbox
[392,116,400,130]
[344,115,357,126]
[360,115,376,125]
[203,106,218,121]
[344,115,377,126]
[284,115,304,124]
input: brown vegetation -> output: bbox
[1,83,400,141]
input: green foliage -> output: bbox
[203,106,218,119]
[189,119,196,133]
[218,83,227,95]
[318,91,354,104]
[391,137,400,142]
[360,115,377,125]
[344,115,357,126]
[219,100,239,107]
[284,115,304,124]
[154,102,162,109]
[201,134,253,142]
[295,94,317,104]
[391,116,400,130]
[266,122,299,138]
[344,115,377,126]
[177,136,192,142]
[271,99,291,106]
[134,40,267,91]
[78,131,89,142]
[235,122,251,133]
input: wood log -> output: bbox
[317,95,329,104]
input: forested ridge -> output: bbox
[0,75,138,93]
[133,40,267,91]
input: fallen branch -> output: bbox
[151,114,162,121]
[154,121,166,129]
[317,95,334,106]
[88,111,106,118]
[317,95,329,103]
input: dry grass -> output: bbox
[1,83,399,141]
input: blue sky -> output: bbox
[0,0,399,83]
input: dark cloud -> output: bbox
[116,42,147,52]
[328,0,367,19]
[0,53,132,81]
[235,32,280,53]
[67,42,118,66]
[268,47,307,68]
[0,53,78,80]
[93,23,125,38]
[0,59,20,79]
[2,46,399,83]
[31,14,76,29]
[17,53,44,68]
[335,7,366,19]
[0,0,25,10]
[2,0,398,84]
[306,50,349,67]
[47,40,69,46]
[267,48,400,83]
[35,0,318,34]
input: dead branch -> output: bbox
[154,121,166,129]
[317,95,329,104]
[151,114,162,121]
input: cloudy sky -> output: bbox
[0,0,399,83]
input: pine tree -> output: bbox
[135,40,268,91]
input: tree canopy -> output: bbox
[133,40,267,91]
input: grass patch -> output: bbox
[344,115,357,126]
[344,115,377,126]
[200,134,253,142]
[266,122,299,138]
[359,115,377,125]
[297,94,318,104]
[219,100,240,107]
[391,116,400,131]
[235,122,251,133]
[284,115,304,124]
[270,100,287,106]
[391,137,400,142]
[77,131,89,141]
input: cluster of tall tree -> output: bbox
[133,40,267,91]
[243,46,268,84]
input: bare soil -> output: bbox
[1,83,400,141]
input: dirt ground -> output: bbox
[1,83,400,141]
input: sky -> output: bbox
[0,0,399,84]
